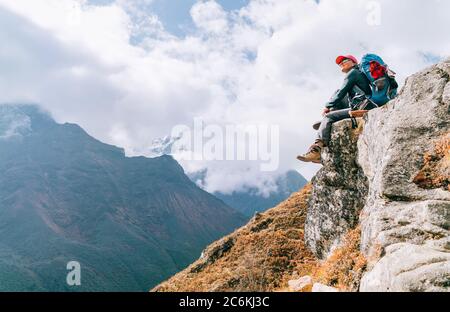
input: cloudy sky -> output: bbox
[0,0,449,195]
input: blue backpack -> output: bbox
[360,54,398,106]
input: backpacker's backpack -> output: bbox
[360,53,398,106]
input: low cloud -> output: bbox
[0,105,32,140]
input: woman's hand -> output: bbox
[322,108,331,116]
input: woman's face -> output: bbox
[339,59,355,73]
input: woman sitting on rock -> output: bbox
[297,54,398,164]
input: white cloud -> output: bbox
[0,0,449,194]
[0,106,32,140]
[191,0,229,34]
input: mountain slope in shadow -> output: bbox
[0,104,246,291]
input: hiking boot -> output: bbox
[297,140,324,163]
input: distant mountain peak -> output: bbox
[148,134,184,158]
[0,103,53,122]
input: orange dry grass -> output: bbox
[152,184,317,292]
[152,183,369,293]
[310,226,367,292]
[413,132,450,191]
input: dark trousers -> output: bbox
[318,108,351,146]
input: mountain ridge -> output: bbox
[0,103,247,291]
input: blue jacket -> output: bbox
[326,65,372,109]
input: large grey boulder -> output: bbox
[305,120,368,259]
[358,58,450,292]
[360,241,450,292]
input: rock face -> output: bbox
[358,59,450,292]
[305,120,368,259]
[305,57,449,291]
